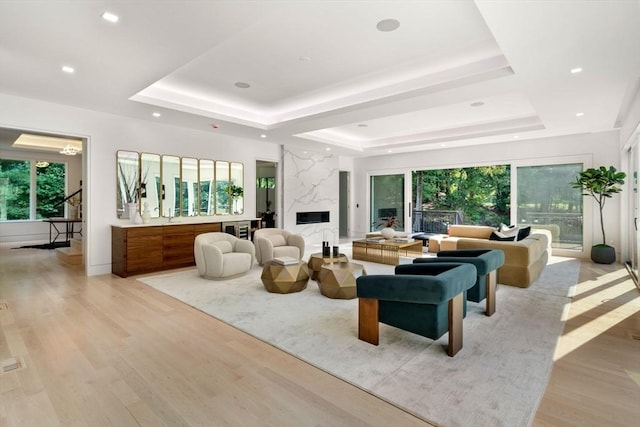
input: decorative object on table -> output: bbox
[571,166,626,264]
[141,202,151,224]
[380,227,395,239]
[66,193,81,219]
[127,202,143,224]
[322,240,331,256]
[332,245,339,257]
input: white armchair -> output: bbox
[254,228,305,265]
[194,232,255,279]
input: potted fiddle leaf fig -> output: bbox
[571,166,626,264]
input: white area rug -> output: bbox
[138,252,580,427]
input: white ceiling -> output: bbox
[1,0,638,156]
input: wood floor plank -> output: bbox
[1,243,638,426]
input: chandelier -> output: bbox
[60,144,80,155]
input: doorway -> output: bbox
[256,160,277,228]
[339,171,349,237]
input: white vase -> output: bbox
[127,202,140,224]
[380,227,395,239]
[141,202,151,224]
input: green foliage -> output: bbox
[412,165,511,226]
[571,166,626,246]
[36,163,65,218]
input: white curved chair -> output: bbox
[253,228,305,265]
[194,232,255,279]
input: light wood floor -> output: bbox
[0,245,638,427]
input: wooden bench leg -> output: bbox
[358,298,379,345]
[485,270,497,317]
[448,293,463,356]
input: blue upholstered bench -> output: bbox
[356,262,477,357]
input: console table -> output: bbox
[43,218,82,244]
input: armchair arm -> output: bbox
[234,239,256,265]
[255,236,274,264]
[201,244,224,277]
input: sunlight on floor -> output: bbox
[554,268,640,361]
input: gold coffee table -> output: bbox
[261,260,310,294]
[317,262,366,299]
[352,239,422,265]
[307,252,349,280]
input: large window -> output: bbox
[0,159,66,221]
[412,165,510,230]
[516,163,583,250]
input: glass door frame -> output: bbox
[511,155,591,259]
[366,170,412,234]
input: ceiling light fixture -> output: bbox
[576,112,584,117]
[60,144,80,156]
[260,134,267,138]
[152,112,161,118]
[101,11,119,23]
[36,161,49,168]
[376,18,400,32]
[325,147,331,151]
[234,82,250,89]
[62,65,75,74]
[570,67,583,74]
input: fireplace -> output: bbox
[296,211,330,224]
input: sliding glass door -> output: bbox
[516,163,583,251]
[370,174,405,232]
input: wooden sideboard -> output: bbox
[111,222,222,277]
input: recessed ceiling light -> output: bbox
[357,124,368,128]
[62,65,75,74]
[570,67,583,74]
[387,150,393,153]
[376,19,400,32]
[470,101,485,107]
[260,134,267,138]
[440,144,446,147]
[576,112,584,117]
[101,11,119,23]
[152,112,161,118]
[234,82,250,89]
[513,135,519,139]
[211,124,219,129]
[325,147,331,151]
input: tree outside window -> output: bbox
[0,159,66,221]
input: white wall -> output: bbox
[282,147,339,251]
[353,131,622,258]
[0,94,280,275]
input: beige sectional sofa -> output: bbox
[429,225,552,288]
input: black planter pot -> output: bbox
[591,245,616,264]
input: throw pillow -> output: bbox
[517,226,532,241]
[499,223,517,232]
[497,225,519,238]
[489,231,517,241]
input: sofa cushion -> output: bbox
[489,231,516,241]
[267,235,287,247]
[448,225,496,239]
[211,241,233,253]
[517,226,532,241]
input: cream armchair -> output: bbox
[194,232,255,279]
[254,228,305,265]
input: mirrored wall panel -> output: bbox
[161,155,181,218]
[181,157,198,217]
[116,150,140,219]
[230,162,244,215]
[140,153,161,218]
[199,159,215,215]
[118,151,244,218]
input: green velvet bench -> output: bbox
[356,262,477,357]
[414,249,505,316]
